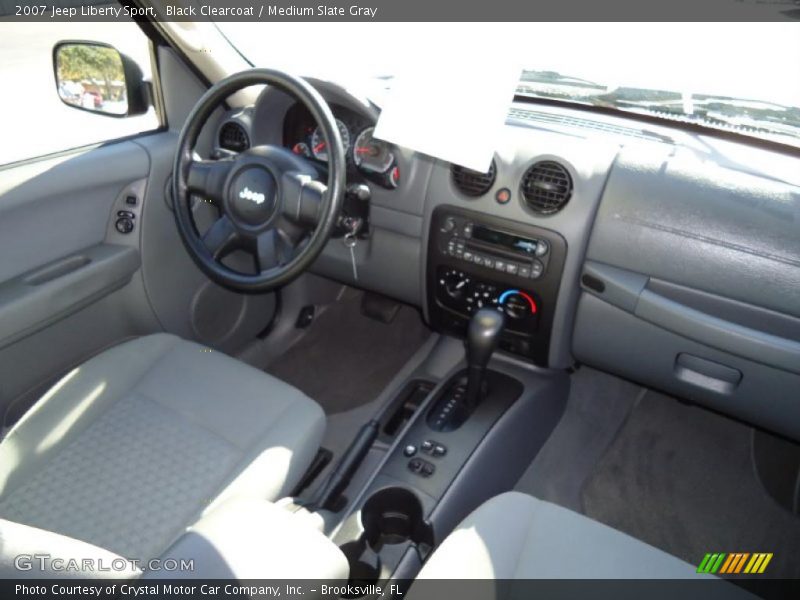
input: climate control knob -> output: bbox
[441,269,469,300]
[498,289,537,319]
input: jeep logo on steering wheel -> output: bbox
[239,186,266,205]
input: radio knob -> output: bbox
[535,240,549,257]
[441,216,456,233]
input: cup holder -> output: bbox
[339,540,381,589]
[361,487,431,551]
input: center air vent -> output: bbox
[521,161,572,215]
[219,121,249,153]
[451,161,496,197]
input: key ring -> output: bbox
[343,232,357,248]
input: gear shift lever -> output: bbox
[464,308,505,408]
[428,308,505,431]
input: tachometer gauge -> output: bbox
[310,119,350,162]
[353,127,394,174]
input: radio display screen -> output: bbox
[472,225,538,255]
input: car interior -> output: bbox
[0,6,799,595]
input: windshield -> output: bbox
[217,22,800,148]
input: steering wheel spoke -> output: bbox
[202,215,238,259]
[187,158,234,204]
[281,171,326,228]
[254,228,294,273]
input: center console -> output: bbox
[330,320,568,590]
[319,206,570,589]
[427,205,567,366]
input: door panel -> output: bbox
[0,141,162,427]
[0,43,283,428]
[0,243,140,350]
[0,142,148,281]
[0,47,280,428]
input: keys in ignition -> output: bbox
[344,233,358,280]
[342,218,362,281]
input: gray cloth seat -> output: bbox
[0,333,325,566]
[415,491,706,579]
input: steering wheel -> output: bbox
[172,69,346,292]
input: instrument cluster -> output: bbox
[283,102,399,189]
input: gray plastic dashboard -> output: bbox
[221,81,800,440]
[577,139,800,441]
[221,83,619,369]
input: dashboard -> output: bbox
[214,77,800,443]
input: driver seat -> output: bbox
[0,333,325,565]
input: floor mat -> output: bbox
[514,367,643,512]
[266,290,431,414]
[581,391,800,578]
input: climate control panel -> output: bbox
[427,206,567,365]
[436,267,539,330]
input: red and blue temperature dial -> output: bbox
[498,289,537,319]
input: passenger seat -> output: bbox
[415,492,703,579]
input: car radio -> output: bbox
[439,218,552,280]
[427,206,566,365]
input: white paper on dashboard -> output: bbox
[373,48,522,173]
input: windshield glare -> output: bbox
[217,22,800,146]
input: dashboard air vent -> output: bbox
[451,161,496,197]
[219,121,249,152]
[521,161,572,215]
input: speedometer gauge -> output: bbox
[352,127,394,174]
[310,119,350,162]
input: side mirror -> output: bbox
[53,41,150,118]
